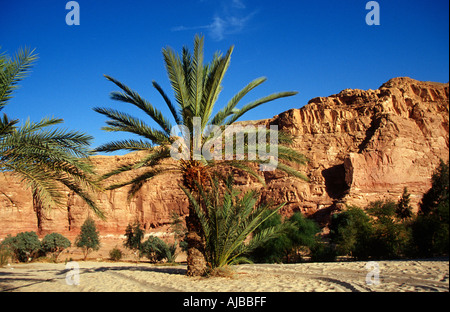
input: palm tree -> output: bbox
[94,35,308,276]
[0,47,104,233]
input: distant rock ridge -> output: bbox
[0,77,448,237]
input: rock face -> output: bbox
[266,77,449,222]
[0,77,448,237]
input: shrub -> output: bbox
[310,242,337,262]
[140,235,177,263]
[109,246,124,261]
[367,200,412,259]
[250,212,287,263]
[287,212,321,252]
[329,206,374,260]
[419,160,449,216]
[1,232,42,262]
[41,233,71,262]
[251,212,320,263]
[75,217,100,260]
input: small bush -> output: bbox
[310,242,337,262]
[124,221,145,261]
[41,233,71,262]
[140,235,177,263]
[250,212,320,263]
[109,247,124,261]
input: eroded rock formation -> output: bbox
[0,77,448,237]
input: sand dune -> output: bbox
[0,259,448,292]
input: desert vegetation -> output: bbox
[0,231,71,264]
[0,40,448,278]
[328,160,449,260]
[0,160,448,270]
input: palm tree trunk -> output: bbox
[32,190,43,235]
[184,164,208,276]
[186,205,207,276]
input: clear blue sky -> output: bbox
[1,0,448,154]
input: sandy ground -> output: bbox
[0,259,448,292]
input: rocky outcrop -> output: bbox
[265,77,448,223]
[0,77,448,237]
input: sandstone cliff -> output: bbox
[0,77,448,237]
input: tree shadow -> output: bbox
[92,264,187,275]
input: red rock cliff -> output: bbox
[0,77,448,237]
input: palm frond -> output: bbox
[104,75,173,135]
[152,81,182,125]
[0,47,38,109]
[200,46,233,128]
[98,146,171,181]
[1,116,102,218]
[192,35,204,118]
[209,77,266,126]
[225,91,298,125]
[93,107,169,145]
[162,46,192,124]
[58,177,105,220]
[0,113,18,136]
[94,139,155,153]
[274,162,309,181]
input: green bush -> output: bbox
[329,206,374,260]
[1,232,42,262]
[310,242,337,262]
[41,233,71,262]
[287,212,321,251]
[367,200,412,259]
[140,235,177,263]
[250,212,320,263]
[75,217,101,260]
[109,246,124,261]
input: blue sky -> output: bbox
[1,0,448,154]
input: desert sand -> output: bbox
[1,259,448,292]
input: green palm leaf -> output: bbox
[0,47,38,109]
